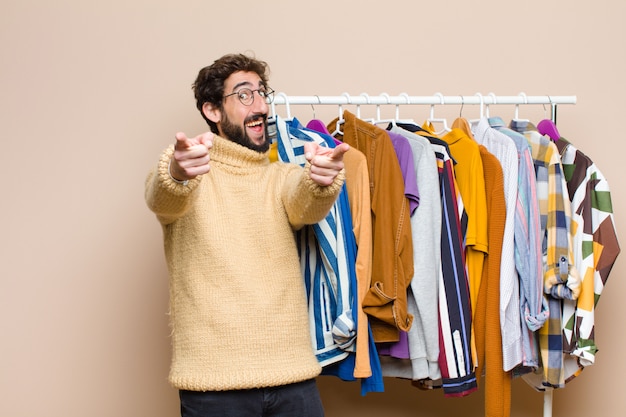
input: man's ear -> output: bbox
[202,102,221,124]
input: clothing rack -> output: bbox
[271,93,576,124]
[272,92,576,417]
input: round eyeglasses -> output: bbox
[223,87,275,106]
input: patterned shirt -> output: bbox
[397,122,477,397]
[511,122,581,388]
[273,116,356,368]
[472,118,522,372]
[556,137,620,382]
[490,117,547,370]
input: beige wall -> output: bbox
[2,1,625,416]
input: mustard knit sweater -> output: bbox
[145,136,345,391]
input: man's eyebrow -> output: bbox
[228,81,267,91]
[230,80,265,92]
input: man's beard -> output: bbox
[220,113,270,153]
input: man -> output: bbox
[145,53,349,417]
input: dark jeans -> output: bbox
[179,379,325,417]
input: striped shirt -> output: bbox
[473,118,523,372]
[273,116,357,368]
[490,117,548,370]
[397,122,477,397]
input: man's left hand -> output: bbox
[304,142,350,186]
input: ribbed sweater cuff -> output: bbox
[158,145,202,194]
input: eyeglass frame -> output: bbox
[223,87,275,106]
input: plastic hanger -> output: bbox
[330,93,350,136]
[512,92,530,122]
[299,97,341,144]
[306,118,342,145]
[537,119,561,141]
[425,93,450,135]
[355,93,375,124]
[504,92,532,134]
[305,96,333,136]
[370,93,393,126]
[485,92,497,119]
[537,97,561,141]
[306,119,331,136]
[371,93,415,127]
[272,92,292,121]
[468,92,485,128]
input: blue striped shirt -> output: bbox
[273,116,357,367]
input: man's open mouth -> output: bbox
[245,116,265,129]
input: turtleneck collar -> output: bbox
[211,135,271,169]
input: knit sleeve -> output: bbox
[282,162,345,230]
[144,145,203,225]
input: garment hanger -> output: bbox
[372,92,415,128]
[485,92,508,125]
[329,92,350,136]
[537,119,560,140]
[512,92,530,122]
[305,97,342,145]
[536,96,561,141]
[452,95,474,138]
[273,92,292,121]
[468,92,485,128]
[356,93,375,124]
[506,92,531,134]
[306,96,333,135]
[424,92,450,136]
[370,93,394,126]
[372,93,393,125]
[487,92,497,117]
[395,93,416,124]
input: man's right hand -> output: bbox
[170,132,214,181]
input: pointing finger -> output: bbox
[197,132,214,149]
[330,143,350,160]
[174,132,194,151]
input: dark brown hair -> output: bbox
[192,53,270,133]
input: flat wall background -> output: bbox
[2,1,624,416]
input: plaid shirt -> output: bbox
[512,122,581,388]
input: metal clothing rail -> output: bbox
[272,93,576,106]
[271,93,576,125]
[273,91,574,417]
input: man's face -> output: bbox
[217,71,270,153]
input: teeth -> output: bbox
[246,118,263,128]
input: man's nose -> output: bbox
[252,91,269,113]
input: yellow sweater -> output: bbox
[145,136,344,391]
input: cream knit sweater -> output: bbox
[145,136,345,391]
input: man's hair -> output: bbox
[192,53,270,134]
